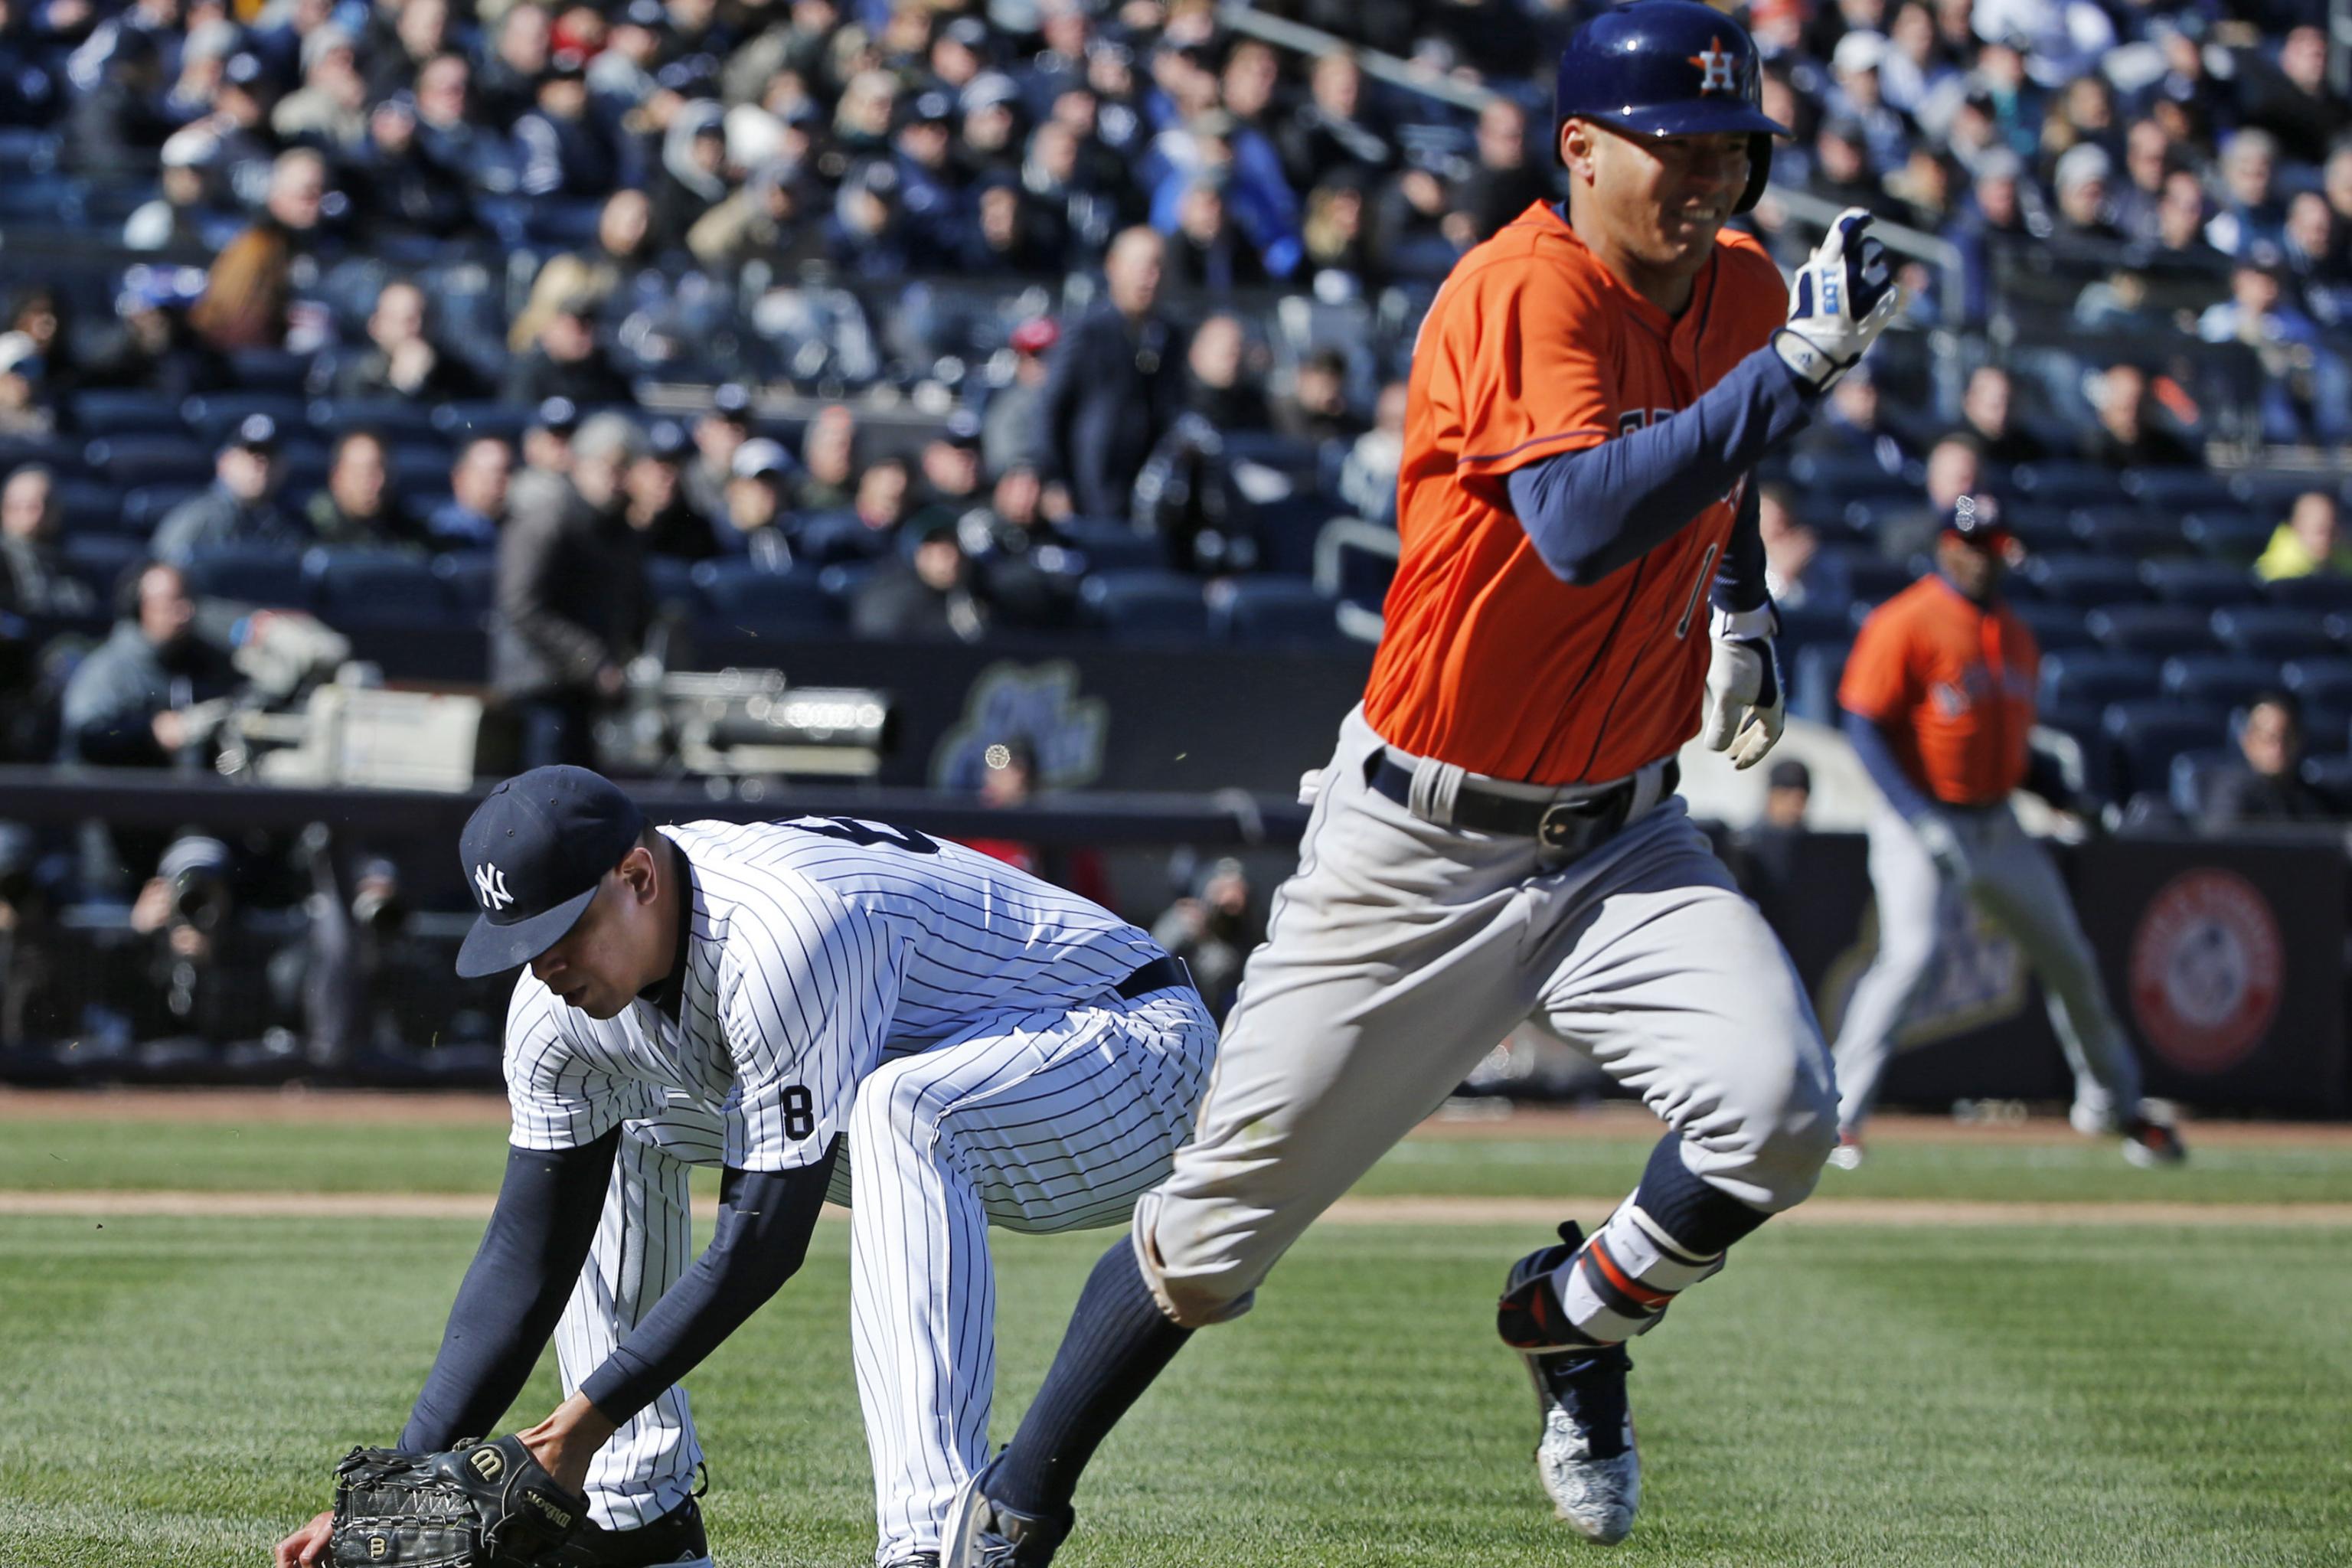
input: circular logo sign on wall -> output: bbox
[2127,868,2285,1074]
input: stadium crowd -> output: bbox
[4,0,2352,1070]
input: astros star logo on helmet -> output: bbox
[1689,37,1739,93]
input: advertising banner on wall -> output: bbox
[1792,831,2345,1117]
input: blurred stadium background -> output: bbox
[0,0,2347,1119]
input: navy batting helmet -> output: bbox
[1553,0,1788,214]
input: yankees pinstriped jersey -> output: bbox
[504,815,1216,1560]
[503,818,1166,1167]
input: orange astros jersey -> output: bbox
[1361,201,1788,786]
[1839,576,2040,807]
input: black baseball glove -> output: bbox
[330,1435,589,1566]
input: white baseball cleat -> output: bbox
[1529,1360,1640,1545]
[1498,1228,1639,1544]
[1826,1136,1865,1171]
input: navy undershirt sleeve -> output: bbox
[576,1144,840,1426]
[400,1129,620,1450]
[1501,348,1815,588]
[1842,705,1937,821]
[1713,480,1769,616]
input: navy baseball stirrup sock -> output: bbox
[991,1239,1193,1518]
[1541,1135,1775,1344]
[1632,1131,1772,1254]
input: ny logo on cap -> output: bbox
[1690,37,1740,94]
[474,863,514,911]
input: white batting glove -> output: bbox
[1773,208,1903,393]
[1700,603,1785,769]
[1912,812,1971,884]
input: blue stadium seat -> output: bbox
[2306,706,2352,754]
[432,552,498,622]
[1788,449,1912,498]
[2161,654,2281,708]
[2120,468,2239,511]
[120,485,202,534]
[225,349,314,393]
[59,532,143,599]
[311,399,449,444]
[307,550,452,629]
[2008,599,2094,652]
[2281,657,2352,707]
[694,558,837,626]
[178,545,310,609]
[2036,703,2114,803]
[791,510,888,567]
[1220,430,1324,487]
[1080,570,1210,641]
[2141,558,2257,606]
[1788,640,1851,725]
[87,435,214,488]
[0,433,90,475]
[2023,553,2147,606]
[181,394,310,446]
[2068,505,2181,557]
[1246,492,1344,577]
[2102,700,2230,802]
[55,479,129,534]
[1060,518,1164,574]
[1775,599,1854,652]
[2001,501,2076,555]
[815,560,875,605]
[2301,753,2352,804]
[2010,459,2125,508]
[2210,606,2342,658]
[2085,603,2216,654]
[2233,470,2334,516]
[432,403,536,442]
[272,442,332,499]
[2180,509,2271,563]
[2041,651,2158,710]
[0,172,72,222]
[1212,579,1338,646]
[643,554,704,614]
[2262,573,2352,611]
[389,443,456,495]
[68,390,185,437]
[2168,747,2236,818]
[1813,544,1914,607]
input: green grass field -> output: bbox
[2,1104,2349,1567]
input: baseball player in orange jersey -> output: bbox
[942,5,1902,1560]
[1831,495,2189,1169]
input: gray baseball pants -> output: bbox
[1831,802,2142,1135]
[1133,706,1840,1328]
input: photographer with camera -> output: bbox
[126,833,266,1052]
[270,829,452,1073]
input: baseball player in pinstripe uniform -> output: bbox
[944,5,1900,1560]
[274,766,1215,1568]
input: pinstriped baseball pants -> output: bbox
[551,988,1215,1562]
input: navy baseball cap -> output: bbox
[455,766,645,978]
[1940,492,2011,547]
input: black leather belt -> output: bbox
[1364,752,1679,854]
[1115,954,1194,1000]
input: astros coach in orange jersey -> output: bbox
[942,5,1906,1562]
